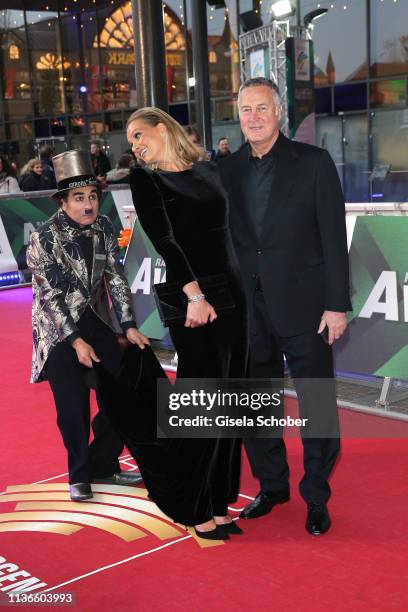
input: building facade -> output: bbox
[302,0,408,203]
[0,0,407,202]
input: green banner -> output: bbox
[0,192,122,273]
[124,219,171,346]
[335,216,408,379]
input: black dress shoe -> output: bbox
[194,526,230,540]
[240,489,290,519]
[305,503,331,535]
[69,483,93,501]
[92,471,143,486]
[217,521,243,535]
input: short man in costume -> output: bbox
[27,150,149,501]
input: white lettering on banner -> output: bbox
[0,216,19,273]
[359,271,399,321]
[153,268,166,285]
[403,273,408,323]
[0,555,46,592]
[130,257,166,295]
[131,257,151,294]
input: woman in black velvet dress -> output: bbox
[125,107,248,539]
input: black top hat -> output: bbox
[52,150,98,198]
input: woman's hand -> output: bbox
[185,300,217,328]
[126,328,151,349]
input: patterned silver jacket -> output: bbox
[27,209,135,382]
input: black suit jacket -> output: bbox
[219,133,352,336]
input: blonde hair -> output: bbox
[21,158,41,176]
[126,107,202,168]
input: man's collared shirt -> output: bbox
[244,135,280,237]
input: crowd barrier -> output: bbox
[1,189,408,386]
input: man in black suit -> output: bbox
[219,77,351,535]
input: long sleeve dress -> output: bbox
[120,161,249,525]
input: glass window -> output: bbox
[370,79,407,109]
[59,11,85,115]
[372,109,408,202]
[0,13,33,120]
[69,115,86,134]
[371,0,408,78]
[315,87,332,114]
[343,114,369,203]
[97,2,136,111]
[105,111,124,132]
[207,1,240,97]
[163,2,188,103]
[34,118,50,138]
[26,11,64,116]
[4,122,33,141]
[183,0,195,108]
[0,10,25,29]
[316,115,344,184]
[169,102,189,125]
[301,1,367,84]
[238,0,259,34]
[79,10,102,115]
[50,117,67,137]
[87,114,107,137]
[214,98,239,122]
[0,139,33,171]
[334,83,367,113]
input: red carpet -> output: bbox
[1,287,407,611]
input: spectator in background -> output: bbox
[19,159,43,191]
[215,137,231,161]
[90,141,111,181]
[0,155,21,194]
[39,145,57,190]
[184,125,201,146]
[10,160,19,176]
[106,153,135,185]
[184,125,214,161]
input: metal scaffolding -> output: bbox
[239,21,290,135]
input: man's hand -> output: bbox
[126,328,151,349]
[318,311,348,345]
[72,338,101,368]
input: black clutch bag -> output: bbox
[152,273,236,327]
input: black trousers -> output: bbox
[245,289,340,504]
[45,309,125,484]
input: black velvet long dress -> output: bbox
[125,162,249,526]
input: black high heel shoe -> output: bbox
[193,525,230,540]
[217,521,243,535]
